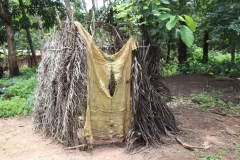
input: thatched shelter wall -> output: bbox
[33,19,179,150]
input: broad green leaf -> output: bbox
[154,0,161,5]
[180,25,194,47]
[152,10,160,17]
[178,15,186,22]
[142,9,151,17]
[143,6,148,10]
[184,15,196,32]
[153,12,160,17]
[166,16,176,30]
[159,13,172,20]
[161,0,170,4]
[150,28,158,36]
[159,7,171,12]
[158,21,166,29]
[115,12,127,19]
[152,2,158,10]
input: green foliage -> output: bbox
[180,25,194,47]
[160,59,178,76]
[236,143,240,154]
[0,96,26,118]
[183,14,196,32]
[166,16,177,30]
[201,154,221,160]
[0,0,65,47]
[88,145,93,149]
[0,54,5,60]
[72,0,86,24]
[29,0,65,30]
[204,1,240,50]
[190,88,240,111]
[14,29,40,50]
[230,105,240,114]
[191,92,214,108]
[0,67,36,118]
[162,46,240,78]
[3,76,36,98]
[113,1,143,35]
[113,0,195,47]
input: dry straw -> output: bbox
[33,19,179,150]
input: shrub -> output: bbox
[0,96,26,118]
[161,46,240,77]
[0,67,36,118]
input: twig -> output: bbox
[67,144,88,150]
[176,137,210,151]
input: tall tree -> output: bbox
[202,31,209,63]
[19,0,38,66]
[193,0,213,63]
[172,0,191,64]
[0,0,20,77]
[64,0,73,21]
[203,0,240,63]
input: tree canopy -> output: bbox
[0,0,239,76]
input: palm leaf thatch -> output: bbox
[127,44,179,151]
[33,19,179,150]
[33,20,87,146]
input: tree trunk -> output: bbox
[26,29,38,66]
[36,14,44,61]
[6,23,20,77]
[19,0,38,67]
[166,39,171,63]
[64,0,73,21]
[178,38,187,64]
[202,31,209,63]
[178,21,187,64]
[91,0,96,12]
[95,0,98,10]
[27,47,32,67]
[0,1,20,77]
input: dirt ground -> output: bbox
[1,73,240,160]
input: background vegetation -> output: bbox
[0,0,239,118]
[0,67,36,118]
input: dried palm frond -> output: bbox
[33,20,87,146]
[33,18,179,150]
[127,44,179,151]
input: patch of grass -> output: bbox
[190,92,215,108]
[219,148,227,156]
[190,88,240,110]
[201,148,228,160]
[236,143,240,154]
[0,96,26,118]
[0,66,36,118]
[3,76,36,99]
[201,153,221,160]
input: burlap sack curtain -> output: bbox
[74,22,137,144]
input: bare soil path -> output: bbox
[1,73,240,160]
